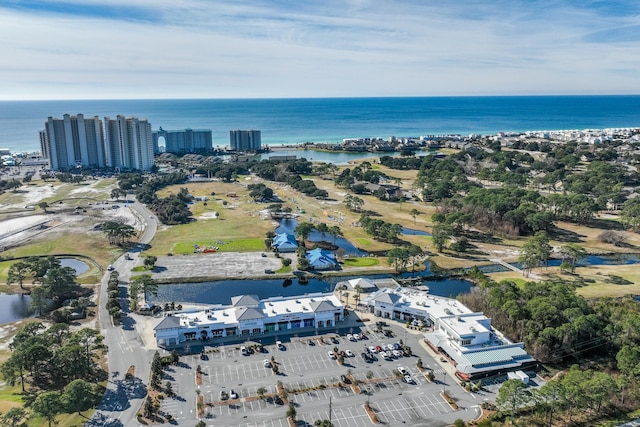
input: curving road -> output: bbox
[89,200,158,426]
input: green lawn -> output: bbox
[342,257,380,267]
[276,265,292,273]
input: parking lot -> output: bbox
[154,318,487,427]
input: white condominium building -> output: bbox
[229,129,261,151]
[43,114,105,170]
[104,115,154,172]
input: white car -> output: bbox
[392,350,402,358]
[379,351,387,359]
[328,351,336,359]
[404,375,414,384]
[347,334,355,341]
[369,346,377,353]
[241,345,248,355]
[345,350,354,357]
[230,390,238,399]
[398,366,409,375]
[276,340,284,350]
[263,359,271,368]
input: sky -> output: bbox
[1,0,639,100]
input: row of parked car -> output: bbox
[357,342,407,364]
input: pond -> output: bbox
[401,227,431,236]
[276,218,368,256]
[150,261,475,306]
[59,258,90,275]
[0,294,33,324]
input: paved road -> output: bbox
[89,200,158,426]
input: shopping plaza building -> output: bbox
[356,283,536,380]
[154,278,535,379]
[154,292,343,347]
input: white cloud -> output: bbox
[0,0,639,99]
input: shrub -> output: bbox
[598,230,626,246]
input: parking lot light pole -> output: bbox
[442,372,446,395]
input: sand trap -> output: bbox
[0,215,48,238]
[69,181,107,196]
[199,212,219,220]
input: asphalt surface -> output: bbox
[88,200,487,426]
[90,200,157,427]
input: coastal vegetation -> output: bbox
[1,322,106,426]
[4,129,640,423]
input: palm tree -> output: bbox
[410,208,421,227]
[328,225,343,245]
[354,284,363,306]
[294,222,314,244]
[131,274,158,302]
[316,222,329,241]
[257,387,267,400]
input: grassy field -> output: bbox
[484,262,640,299]
[1,227,118,284]
[342,257,380,267]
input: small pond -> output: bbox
[401,227,431,236]
[276,218,368,256]
[0,294,33,324]
[59,258,90,275]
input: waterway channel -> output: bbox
[150,253,640,307]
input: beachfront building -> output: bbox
[153,292,343,347]
[153,127,213,154]
[272,232,299,252]
[104,115,154,172]
[230,129,261,151]
[43,114,106,170]
[360,286,536,380]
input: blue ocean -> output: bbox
[1,95,639,153]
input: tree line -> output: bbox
[1,322,106,426]
[458,274,640,424]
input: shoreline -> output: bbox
[7,124,640,157]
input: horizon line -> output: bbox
[1,93,640,102]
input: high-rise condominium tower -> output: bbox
[43,114,105,170]
[229,129,261,151]
[103,115,154,171]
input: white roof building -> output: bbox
[361,286,535,379]
[154,292,343,347]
